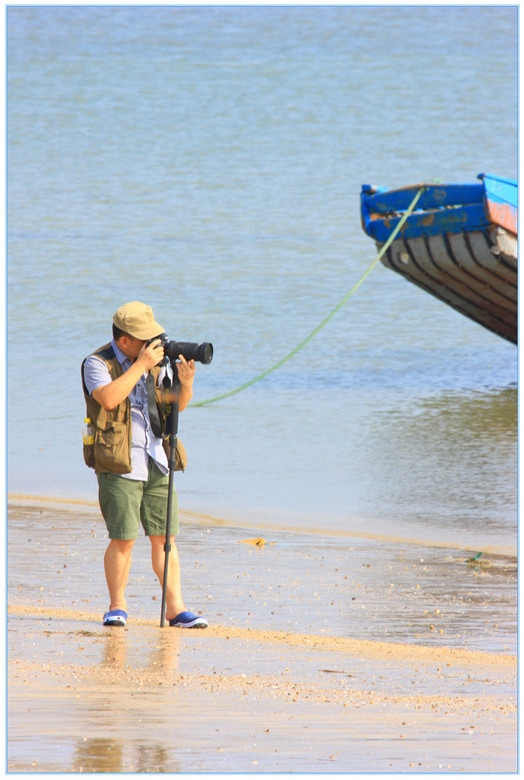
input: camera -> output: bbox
[149,333,214,366]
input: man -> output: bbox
[81,301,208,629]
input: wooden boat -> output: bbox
[360,173,517,344]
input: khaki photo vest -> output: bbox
[81,343,176,474]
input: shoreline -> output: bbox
[7,493,517,558]
[7,499,517,772]
[8,604,516,668]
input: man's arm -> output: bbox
[92,341,165,410]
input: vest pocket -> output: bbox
[162,437,188,471]
[95,421,131,473]
[83,441,95,468]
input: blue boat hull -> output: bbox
[360,175,517,344]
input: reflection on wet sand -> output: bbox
[73,737,173,773]
[8,612,517,773]
[7,497,517,773]
[73,629,182,773]
[100,628,180,680]
[73,739,124,774]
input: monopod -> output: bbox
[159,369,180,628]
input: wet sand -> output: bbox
[7,499,517,773]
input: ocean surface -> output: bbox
[7,6,518,553]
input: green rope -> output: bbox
[190,186,425,408]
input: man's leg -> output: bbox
[142,460,184,620]
[97,471,142,620]
[143,460,207,627]
[149,535,186,621]
[104,538,135,613]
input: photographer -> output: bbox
[81,301,208,629]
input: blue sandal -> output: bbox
[103,609,127,627]
[169,611,208,629]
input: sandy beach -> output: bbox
[7,498,517,773]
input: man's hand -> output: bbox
[136,339,165,371]
[176,355,195,411]
[92,338,165,411]
[175,355,195,386]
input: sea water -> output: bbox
[7,6,518,553]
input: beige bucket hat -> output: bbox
[113,301,165,340]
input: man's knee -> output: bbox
[107,538,135,554]
[149,534,175,548]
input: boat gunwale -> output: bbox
[361,174,517,242]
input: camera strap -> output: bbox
[146,372,166,440]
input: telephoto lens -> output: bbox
[165,340,213,365]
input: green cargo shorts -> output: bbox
[97,459,179,540]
